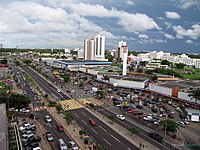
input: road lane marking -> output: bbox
[91,128,98,134]
[103,138,111,146]
[99,125,107,132]
[81,112,86,116]
[74,113,79,118]
[82,120,87,125]
[110,134,120,142]
[128,148,131,150]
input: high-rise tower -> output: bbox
[84,35,105,60]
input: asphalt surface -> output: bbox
[36,109,71,150]
[23,65,140,150]
[70,108,139,150]
[13,65,72,150]
[97,106,179,150]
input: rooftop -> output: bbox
[156,80,200,91]
[54,60,112,65]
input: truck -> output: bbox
[148,132,163,141]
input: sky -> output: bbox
[0,0,200,53]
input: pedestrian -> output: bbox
[143,144,144,148]
[43,133,45,138]
[139,143,142,149]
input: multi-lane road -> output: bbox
[22,65,183,150]
[22,65,139,150]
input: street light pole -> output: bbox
[163,115,168,150]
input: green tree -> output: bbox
[151,75,158,81]
[145,69,153,75]
[188,88,200,108]
[105,53,114,62]
[61,74,70,82]
[55,103,62,114]
[128,127,139,137]
[160,120,179,133]
[0,58,7,64]
[79,130,87,136]
[108,114,116,124]
[0,93,31,110]
[175,63,186,69]
[102,75,110,82]
[79,81,85,88]
[161,60,171,66]
[64,113,74,125]
[23,60,32,65]
[15,61,20,66]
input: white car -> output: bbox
[45,115,52,123]
[57,89,61,93]
[19,123,31,131]
[116,114,125,120]
[68,141,78,149]
[20,108,30,113]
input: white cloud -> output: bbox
[185,39,194,44]
[165,33,175,39]
[126,0,135,6]
[68,3,161,32]
[165,11,181,19]
[179,0,198,9]
[164,22,172,29]
[172,24,200,39]
[0,2,119,48]
[138,38,166,44]
[138,34,149,39]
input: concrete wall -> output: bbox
[148,84,200,104]
[148,84,172,95]
[97,74,145,89]
[79,68,99,75]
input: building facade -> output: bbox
[118,41,127,60]
[84,35,105,61]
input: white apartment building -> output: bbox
[138,53,150,61]
[64,48,70,54]
[118,41,127,59]
[77,48,84,59]
[84,35,105,60]
[84,38,95,60]
[194,59,200,68]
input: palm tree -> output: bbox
[188,88,200,108]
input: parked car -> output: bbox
[25,141,39,150]
[116,114,125,120]
[23,135,41,147]
[152,108,158,113]
[178,121,186,127]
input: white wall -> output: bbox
[97,75,145,89]
[148,84,172,95]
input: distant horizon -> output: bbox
[0,1,200,54]
[1,47,200,55]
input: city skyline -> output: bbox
[0,0,200,53]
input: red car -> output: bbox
[89,118,97,126]
[56,124,64,132]
[128,108,136,113]
[66,90,71,93]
